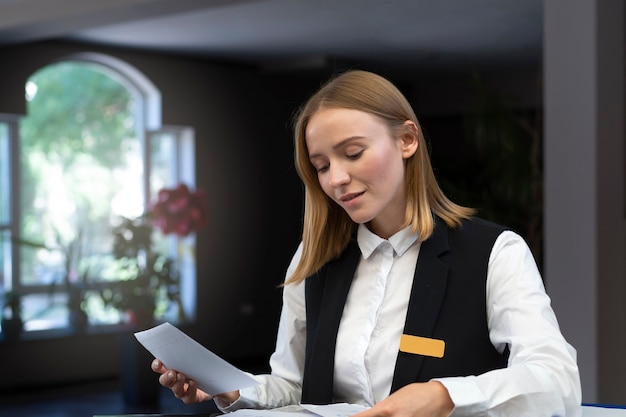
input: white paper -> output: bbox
[229,406,315,417]
[134,322,259,395]
[300,403,369,417]
[582,406,626,417]
[229,403,369,417]
[230,404,622,417]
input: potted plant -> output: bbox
[101,215,183,328]
[106,183,208,406]
[1,290,23,340]
[101,183,208,328]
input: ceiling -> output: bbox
[0,0,543,73]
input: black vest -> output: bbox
[301,217,509,404]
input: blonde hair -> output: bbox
[286,70,475,285]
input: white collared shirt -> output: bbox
[333,224,418,405]
[230,224,581,416]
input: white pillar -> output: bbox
[544,0,625,404]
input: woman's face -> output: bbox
[305,107,417,239]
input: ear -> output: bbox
[400,121,419,159]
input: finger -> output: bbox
[171,373,190,398]
[159,370,178,388]
[179,378,201,404]
[152,359,166,374]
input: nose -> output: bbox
[327,162,350,188]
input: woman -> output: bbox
[153,70,581,416]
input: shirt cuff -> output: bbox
[214,387,260,413]
[433,376,488,416]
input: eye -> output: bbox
[310,160,329,173]
[316,164,329,173]
[347,150,364,160]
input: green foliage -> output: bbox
[21,62,135,168]
[100,216,185,326]
[17,61,141,282]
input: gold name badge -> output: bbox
[399,334,445,358]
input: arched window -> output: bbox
[1,53,197,336]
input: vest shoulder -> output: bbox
[441,216,509,248]
[460,216,508,232]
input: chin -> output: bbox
[346,213,375,226]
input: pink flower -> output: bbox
[149,184,209,237]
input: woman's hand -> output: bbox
[352,381,454,417]
[151,359,240,406]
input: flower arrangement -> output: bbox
[101,183,208,327]
[149,184,209,237]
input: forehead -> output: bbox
[305,107,386,141]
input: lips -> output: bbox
[339,191,365,203]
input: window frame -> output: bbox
[0,114,21,296]
[1,54,196,337]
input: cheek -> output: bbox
[362,152,398,185]
[317,173,334,198]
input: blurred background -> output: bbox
[0,0,623,414]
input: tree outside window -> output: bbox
[1,57,197,336]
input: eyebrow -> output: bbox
[308,136,366,160]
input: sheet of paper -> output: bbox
[134,322,259,395]
[582,406,626,417]
[229,403,369,417]
[301,403,369,417]
[229,407,315,417]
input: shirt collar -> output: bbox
[357,224,419,259]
